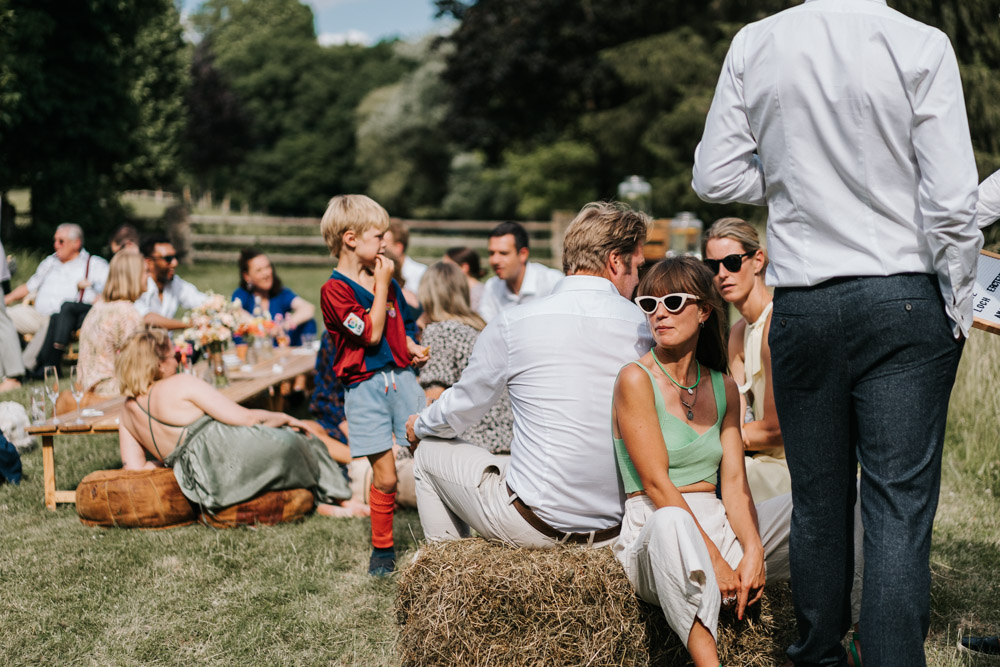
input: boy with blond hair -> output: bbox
[320,195,428,575]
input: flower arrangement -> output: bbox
[177,292,252,351]
[234,313,277,340]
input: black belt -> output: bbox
[505,483,621,545]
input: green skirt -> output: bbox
[164,416,352,510]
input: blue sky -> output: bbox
[183,0,450,46]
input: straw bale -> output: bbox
[396,538,796,666]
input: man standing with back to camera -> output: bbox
[692,1,981,665]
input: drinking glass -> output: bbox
[30,386,46,425]
[43,365,60,425]
[69,365,85,423]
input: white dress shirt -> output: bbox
[134,276,207,318]
[478,261,564,323]
[27,251,110,316]
[692,0,981,337]
[401,256,427,291]
[977,170,1000,229]
[414,275,654,533]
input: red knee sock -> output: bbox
[369,484,396,549]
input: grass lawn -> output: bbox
[1,257,999,664]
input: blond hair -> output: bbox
[102,248,146,302]
[702,217,768,273]
[115,327,174,398]
[418,262,486,331]
[562,201,649,275]
[320,194,390,257]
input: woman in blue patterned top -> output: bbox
[232,248,317,346]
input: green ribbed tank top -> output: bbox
[614,362,725,494]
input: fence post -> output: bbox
[550,210,573,272]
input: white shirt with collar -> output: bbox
[692,0,981,337]
[26,250,109,316]
[977,170,1000,229]
[133,276,207,318]
[414,275,654,533]
[478,260,564,323]
[401,256,427,291]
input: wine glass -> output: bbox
[43,365,60,425]
[69,365,85,424]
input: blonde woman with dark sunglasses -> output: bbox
[702,217,789,504]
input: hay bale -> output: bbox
[396,539,796,666]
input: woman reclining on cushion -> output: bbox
[115,326,359,516]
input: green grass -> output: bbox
[2,252,1000,663]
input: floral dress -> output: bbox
[419,320,514,454]
[78,300,144,395]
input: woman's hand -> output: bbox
[734,546,766,619]
[712,550,740,610]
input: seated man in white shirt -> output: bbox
[405,201,652,548]
[134,235,207,329]
[478,221,564,323]
[5,223,109,372]
[384,220,427,291]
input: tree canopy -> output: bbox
[0,0,997,231]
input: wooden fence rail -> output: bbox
[179,213,568,268]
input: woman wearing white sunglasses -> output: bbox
[701,217,790,504]
[611,256,796,667]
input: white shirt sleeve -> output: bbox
[477,279,500,323]
[977,169,1000,229]
[414,317,509,440]
[87,255,110,296]
[691,29,767,206]
[26,255,56,294]
[909,34,981,336]
[176,278,208,310]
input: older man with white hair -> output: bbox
[5,223,109,372]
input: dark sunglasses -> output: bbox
[634,293,699,314]
[703,251,753,275]
[155,254,178,263]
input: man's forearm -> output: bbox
[143,312,186,330]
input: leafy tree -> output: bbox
[440,151,518,219]
[355,39,453,217]
[504,140,599,219]
[0,0,186,243]
[188,0,413,214]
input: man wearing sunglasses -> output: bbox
[691,3,981,666]
[405,201,652,549]
[134,235,207,330]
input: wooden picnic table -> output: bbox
[26,345,319,510]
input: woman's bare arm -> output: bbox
[286,295,315,330]
[741,312,783,452]
[119,422,160,470]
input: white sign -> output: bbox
[971,250,1000,335]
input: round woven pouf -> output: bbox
[199,488,315,528]
[76,467,198,529]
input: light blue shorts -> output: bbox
[344,366,424,457]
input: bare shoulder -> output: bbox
[616,357,654,393]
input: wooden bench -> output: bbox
[27,346,318,510]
